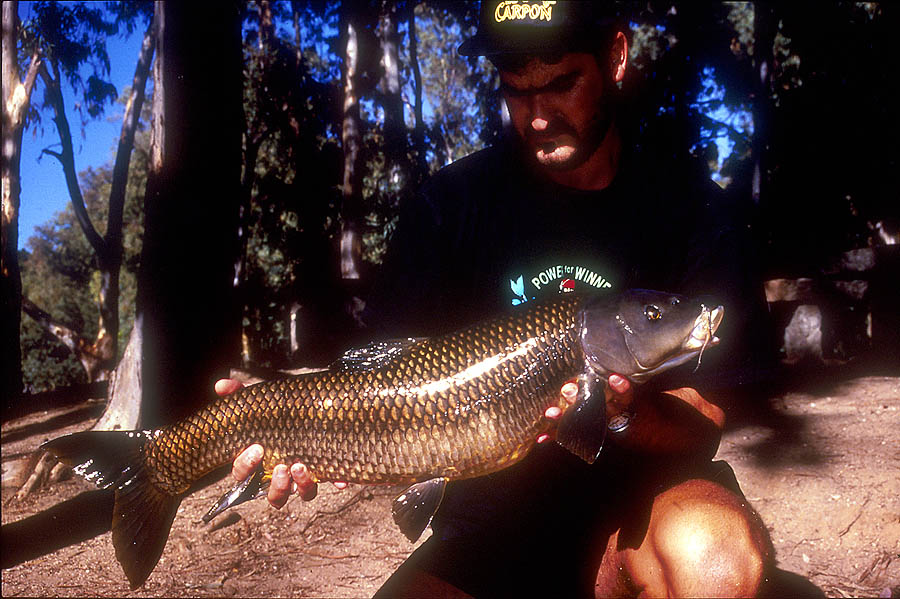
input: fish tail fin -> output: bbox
[42,431,182,589]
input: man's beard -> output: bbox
[524,100,614,171]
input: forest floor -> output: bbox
[2,364,898,598]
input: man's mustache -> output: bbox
[524,120,577,144]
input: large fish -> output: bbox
[41,289,722,589]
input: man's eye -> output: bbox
[501,85,524,98]
[548,74,577,93]
[644,305,662,321]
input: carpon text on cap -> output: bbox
[494,1,558,23]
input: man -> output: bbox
[225,2,774,596]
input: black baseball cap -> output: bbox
[458,1,622,58]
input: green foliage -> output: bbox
[237,1,344,366]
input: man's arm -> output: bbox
[607,383,725,461]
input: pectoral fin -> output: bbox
[202,465,269,524]
[391,477,448,542]
[556,372,607,464]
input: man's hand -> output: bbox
[538,374,633,443]
[217,379,319,509]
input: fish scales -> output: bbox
[143,294,584,495]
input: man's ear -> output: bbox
[612,31,628,83]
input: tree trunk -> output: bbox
[751,2,776,207]
[91,317,143,431]
[290,0,304,67]
[21,297,110,383]
[380,1,406,189]
[340,6,364,281]
[137,0,242,428]
[407,3,428,182]
[1,1,41,410]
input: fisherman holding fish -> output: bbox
[41,2,776,595]
[223,2,776,597]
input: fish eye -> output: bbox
[644,305,662,321]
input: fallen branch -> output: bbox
[838,497,870,537]
[300,487,373,534]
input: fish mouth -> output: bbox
[684,305,724,351]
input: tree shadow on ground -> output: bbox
[719,353,894,469]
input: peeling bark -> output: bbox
[21,296,112,383]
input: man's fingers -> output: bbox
[268,464,292,509]
[215,378,243,396]
[290,463,318,501]
[608,373,631,395]
[560,381,578,404]
[231,444,263,481]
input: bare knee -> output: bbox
[630,479,773,597]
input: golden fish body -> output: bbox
[146,293,583,494]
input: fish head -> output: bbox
[580,289,724,383]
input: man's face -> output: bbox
[499,52,615,171]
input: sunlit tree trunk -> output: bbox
[2,1,41,409]
[340,5,364,281]
[380,1,406,189]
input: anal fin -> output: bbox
[391,477,448,542]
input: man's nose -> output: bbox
[528,95,554,132]
[531,117,549,131]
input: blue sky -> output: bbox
[16,3,144,250]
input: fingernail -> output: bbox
[248,445,263,460]
[545,406,562,419]
[609,374,623,385]
[536,433,550,444]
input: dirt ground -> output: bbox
[2,369,898,598]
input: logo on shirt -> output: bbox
[509,263,613,306]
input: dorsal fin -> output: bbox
[334,338,421,371]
